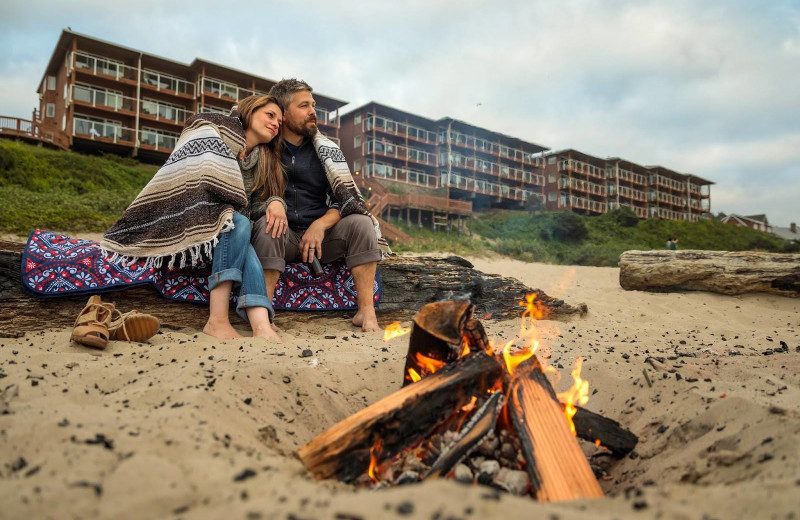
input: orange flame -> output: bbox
[368,437,383,483]
[383,322,411,342]
[415,352,445,374]
[408,368,422,383]
[501,293,545,374]
[460,334,471,358]
[557,357,589,435]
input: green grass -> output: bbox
[0,139,157,234]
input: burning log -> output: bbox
[507,357,604,501]
[0,242,587,335]
[571,406,638,458]
[619,250,800,297]
[296,350,504,483]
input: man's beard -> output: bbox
[286,116,318,138]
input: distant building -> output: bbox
[772,222,799,242]
[541,150,713,221]
[720,214,773,233]
[29,29,346,161]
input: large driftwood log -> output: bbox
[0,242,587,335]
[619,250,800,297]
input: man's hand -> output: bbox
[299,220,326,263]
[264,200,288,239]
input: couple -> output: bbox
[101,79,387,343]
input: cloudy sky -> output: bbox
[1,0,798,225]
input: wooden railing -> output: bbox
[0,116,36,138]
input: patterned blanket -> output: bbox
[22,230,381,311]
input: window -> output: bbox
[354,135,361,148]
[46,103,55,118]
[64,84,68,99]
[47,76,56,90]
[354,114,362,125]
[62,115,66,131]
[548,174,556,183]
[548,192,557,202]
[548,156,556,165]
[354,159,361,173]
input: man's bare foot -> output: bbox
[353,309,380,332]
[253,323,282,343]
[203,319,243,340]
[271,322,281,333]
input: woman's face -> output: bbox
[249,102,282,144]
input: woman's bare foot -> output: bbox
[352,309,380,332]
[203,318,243,340]
[271,322,281,333]
[253,323,282,343]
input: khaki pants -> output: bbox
[251,213,381,272]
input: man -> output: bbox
[251,79,383,332]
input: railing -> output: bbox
[72,84,136,112]
[609,201,648,218]
[649,174,686,192]
[617,185,647,201]
[558,177,606,196]
[141,99,192,124]
[648,206,683,220]
[569,196,606,213]
[73,117,136,144]
[141,69,195,97]
[73,51,137,82]
[558,159,605,180]
[366,161,438,189]
[442,173,535,202]
[366,139,437,167]
[611,166,647,185]
[440,129,535,163]
[364,115,437,144]
[0,116,36,137]
[387,192,473,214]
[139,128,180,151]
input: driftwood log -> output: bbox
[619,250,800,297]
[0,241,587,335]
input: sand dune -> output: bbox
[1,254,798,519]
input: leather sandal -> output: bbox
[71,295,115,349]
[109,310,160,342]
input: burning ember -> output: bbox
[383,321,411,342]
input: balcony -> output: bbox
[140,99,192,125]
[441,173,536,202]
[610,166,647,185]
[72,84,136,114]
[558,159,606,181]
[616,185,647,202]
[73,51,137,83]
[139,128,180,151]
[316,107,339,128]
[364,115,437,145]
[366,140,437,167]
[649,174,686,192]
[558,177,607,196]
[563,195,606,214]
[141,69,195,98]
[73,116,135,145]
[439,130,535,164]
[367,161,438,189]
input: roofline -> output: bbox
[339,100,438,125]
[437,116,550,152]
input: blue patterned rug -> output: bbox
[21,230,381,311]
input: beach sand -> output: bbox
[1,253,798,519]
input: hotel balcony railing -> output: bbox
[616,185,647,201]
[316,107,339,127]
[139,129,180,151]
[442,173,534,202]
[648,206,683,220]
[609,201,648,218]
[366,162,438,189]
[365,140,437,167]
[73,117,136,144]
[72,85,136,113]
[608,167,647,185]
[558,159,605,180]
[649,174,686,192]
[364,116,437,144]
[141,69,195,97]
[440,130,536,164]
[559,177,607,196]
[74,51,137,82]
[140,100,192,125]
[564,196,606,213]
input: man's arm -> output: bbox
[299,208,341,263]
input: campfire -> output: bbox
[297,297,637,502]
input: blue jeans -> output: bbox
[208,212,273,323]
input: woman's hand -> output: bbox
[264,200,288,238]
[300,221,325,263]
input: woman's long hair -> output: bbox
[236,95,285,199]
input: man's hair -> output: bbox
[269,78,313,111]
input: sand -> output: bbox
[1,253,799,520]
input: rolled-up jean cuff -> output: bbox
[208,267,243,291]
[258,256,286,272]
[236,294,274,323]
[345,249,382,269]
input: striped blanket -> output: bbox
[100,114,248,269]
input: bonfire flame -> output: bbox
[383,322,411,342]
[501,293,545,374]
[368,437,383,483]
[406,352,447,383]
[556,357,589,435]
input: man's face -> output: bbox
[284,90,318,138]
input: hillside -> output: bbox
[1,138,794,265]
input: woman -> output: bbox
[100,95,285,341]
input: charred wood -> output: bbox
[571,406,638,458]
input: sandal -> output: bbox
[109,310,160,342]
[71,295,115,349]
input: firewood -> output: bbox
[297,351,504,483]
[507,357,604,501]
[0,242,587,335]
[619,250,800,297]
[571,406,638,458]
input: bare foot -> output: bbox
[271,322,281,333]
[253,323,282,343]
[203,319,243,340]
[353,309,380,332]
